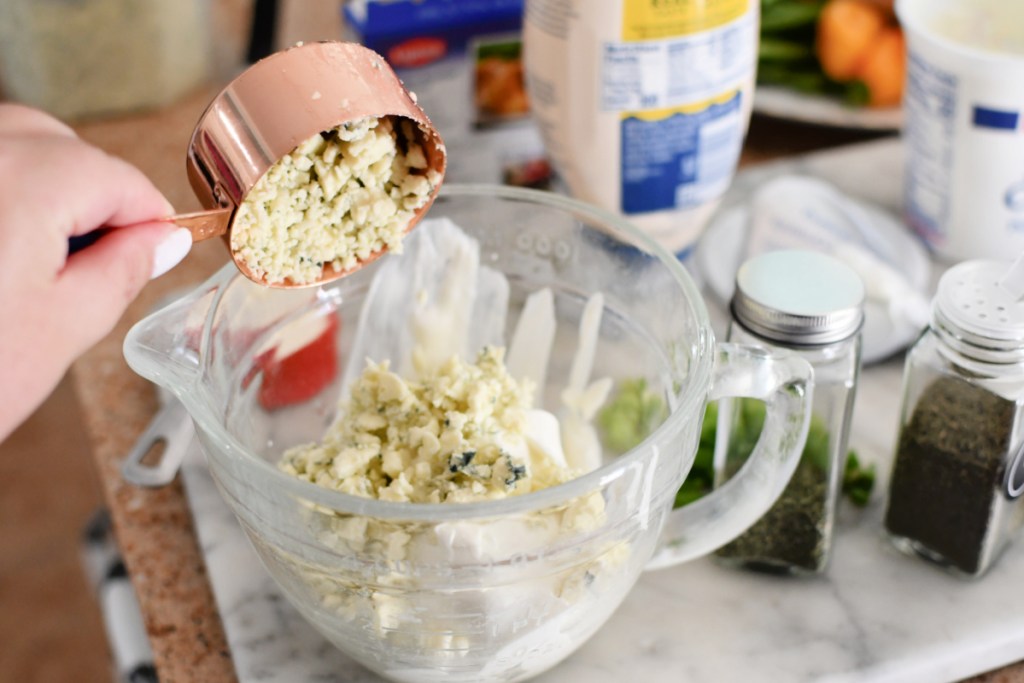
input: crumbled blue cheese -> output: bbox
[280,346,576,503]
[231,116,441,285]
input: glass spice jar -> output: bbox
[714,250,864,575]
[885,259,1024,578]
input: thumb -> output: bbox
[49,224,192,356]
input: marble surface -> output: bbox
[179,139,1024,682]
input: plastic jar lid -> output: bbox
[934,260,1024,360]
[732,250,865,345]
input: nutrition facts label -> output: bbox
[601,15,755,112]
[903,49,957,241]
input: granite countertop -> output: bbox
[70,88,237,682]
[65,73,1024,683]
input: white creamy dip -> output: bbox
[927,0,1024,57]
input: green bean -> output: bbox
[842,80,871,106]
[785,71,830,94]
[758,37,814,61]
[761,0,824,33]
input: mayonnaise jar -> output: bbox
[523,0,759,255]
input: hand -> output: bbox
[0,104,191,442]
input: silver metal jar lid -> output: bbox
[933,260,1024,362]
[732,250,865,346]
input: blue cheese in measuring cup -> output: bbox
[523,0,758,254]
[231,116,441,285]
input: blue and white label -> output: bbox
[902,37,1024,261]
[620,92,743,214]
[903,48,958,243]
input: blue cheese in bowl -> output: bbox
[271,219,630,677]
[280,346,576,503]
[276,342,622,668]
[231,116,442,286]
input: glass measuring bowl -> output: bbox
[123,185,812,682]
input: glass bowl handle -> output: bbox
[646,342,813,570]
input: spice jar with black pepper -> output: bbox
[885,259,1024,578]
[714,250,864,575]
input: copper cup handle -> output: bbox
[165,207,233,242]
[66,207,233,257]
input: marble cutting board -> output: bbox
[179,138,1024,682]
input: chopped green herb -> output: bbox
[597,378,667,453]
[601,379,876,514]
[674,401,717,507]
[842,451,875,507]
[676,398,875,509]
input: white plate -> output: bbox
[754,85,903,131]
[697,202,931,364]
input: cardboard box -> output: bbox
[344,0,551,187]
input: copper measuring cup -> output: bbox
[163,41,447,288]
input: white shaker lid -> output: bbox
[732,249,865,345]
[934,260,1024,350]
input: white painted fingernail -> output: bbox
[151,228,192,279]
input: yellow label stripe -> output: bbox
[622,0,749,41]
[622,90,740,121]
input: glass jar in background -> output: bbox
[714,250,864,575]
[0,0,212,121]
[885,260,1024,578]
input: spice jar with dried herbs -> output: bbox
[714,250,864,575]
[885,259,1024,578]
